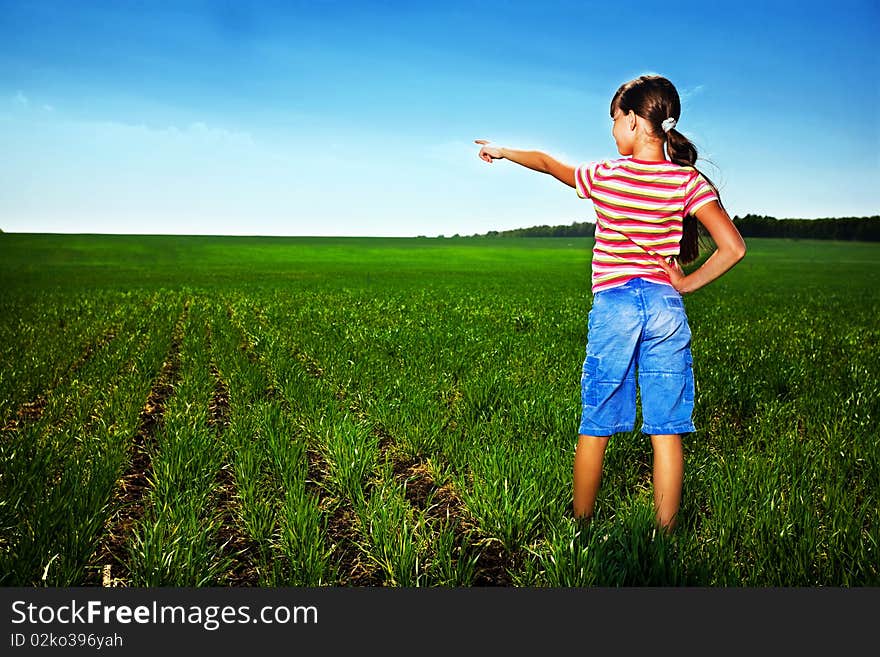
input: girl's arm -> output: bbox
[475,139,576,189]
[658,201,747,294]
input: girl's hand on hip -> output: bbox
[658,256,687,292]
[475,139,504,163]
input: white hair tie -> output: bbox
[661,117,677,133]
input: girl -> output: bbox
[475,74,746,532]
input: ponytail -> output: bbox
[665,127,697,168]
[665,127,723,265]
[665,127,703,264]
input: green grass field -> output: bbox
[1,232,877,586]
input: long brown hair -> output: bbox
[610,75,720,264]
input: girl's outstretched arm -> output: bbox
[475,139,576,189]
[658,200,747,294]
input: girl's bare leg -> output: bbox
[573,434,610,520]
[650,433,684,532]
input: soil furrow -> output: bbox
[85,302,189,586]
[293,344,516,585]
[304,446,382,586]
[1,326,119,434]
[206,323,261,586]
[390,455,516,585]
[226,304,375,584]
[229,305,514,584]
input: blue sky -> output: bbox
[1,0,877,237]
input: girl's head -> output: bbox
[610,74,719,264]
[610,75,697,167]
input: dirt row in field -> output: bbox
[226,301,517,585]
[288,343,516,586]
[226,304,380,584]
[305,441,385,586]
[389,457,516,586]
[284,337,388,583]
[86,301,189,586]
[206,320,263,587]
[1,325,119,434]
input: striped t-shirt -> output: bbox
[574,157,718,294]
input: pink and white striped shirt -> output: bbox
[575,157,718,294]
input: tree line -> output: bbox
[473,221,596,238]
[469,215,880,241]
[730,214,879,241]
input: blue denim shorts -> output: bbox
[579,277,696,436]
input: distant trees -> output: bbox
[470,215,880,241]
[731,215,880,241]
[471,221,596,238]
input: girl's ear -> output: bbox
[627,111,637,131]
